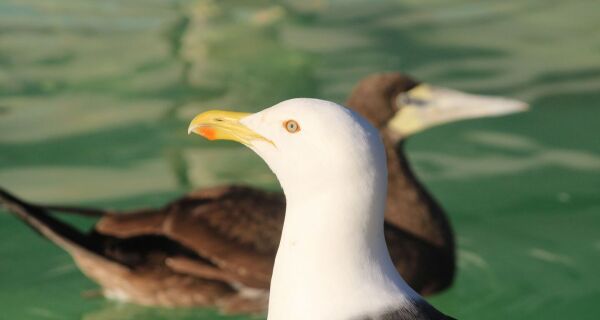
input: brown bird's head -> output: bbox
[346,72,528,142]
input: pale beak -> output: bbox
[388,84,529,137]
[188,110,273,147]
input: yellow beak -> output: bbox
[188,110,273,146]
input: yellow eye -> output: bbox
[284,120,300,133]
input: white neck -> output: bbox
[267,160,419,320]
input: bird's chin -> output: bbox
[245,140,277,159]
[244,140,282,179]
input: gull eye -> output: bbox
[284,120,300,133]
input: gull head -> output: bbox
[189,98,387,195]
[189,99,422,319]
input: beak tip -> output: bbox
[507,101,530,114]
[187,124,196,135]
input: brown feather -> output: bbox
[0,72,455,313]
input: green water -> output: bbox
[1,0,599,319]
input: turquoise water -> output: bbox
[1,0,599,319]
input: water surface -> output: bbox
[1,0,599,319]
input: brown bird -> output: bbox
[0,72,527,314]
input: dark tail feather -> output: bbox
[0,187,103,256]
[41,205,112,218]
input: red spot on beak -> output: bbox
[199,127,217,140]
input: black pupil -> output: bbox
[288,122,296,130]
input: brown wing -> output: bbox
[8,181,451,296]
[0,186,274,310]
[95,185,285,289]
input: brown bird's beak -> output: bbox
[389,84,528,136]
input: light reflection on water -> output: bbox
[0,0,599,319]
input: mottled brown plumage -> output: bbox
[0,73,455,314]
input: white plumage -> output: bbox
[240,99,420,320]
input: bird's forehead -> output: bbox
[272,99,354,123]
[243,98,367,141]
